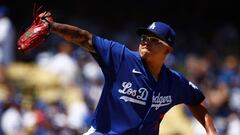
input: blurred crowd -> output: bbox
[0,5,240,135]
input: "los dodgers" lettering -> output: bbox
[151,92,172,110]
[118,82,149,105]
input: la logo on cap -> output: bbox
[149,23,156,29]
[168,37,172,42]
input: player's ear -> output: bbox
[165,47,173,54]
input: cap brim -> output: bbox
[136,28,173,48]
[136,28,166,42]
[136,28,158,37]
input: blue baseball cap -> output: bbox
[136,21,176,47]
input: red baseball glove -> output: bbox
[18,7,53,52]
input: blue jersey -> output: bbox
[90,36,205,135]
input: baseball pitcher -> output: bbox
[18,10,218,135]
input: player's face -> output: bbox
[139,34,173,60]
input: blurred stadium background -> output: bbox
[0,0,240,135]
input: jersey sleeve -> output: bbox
[91,35,125,77]
[172,71,205,105]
